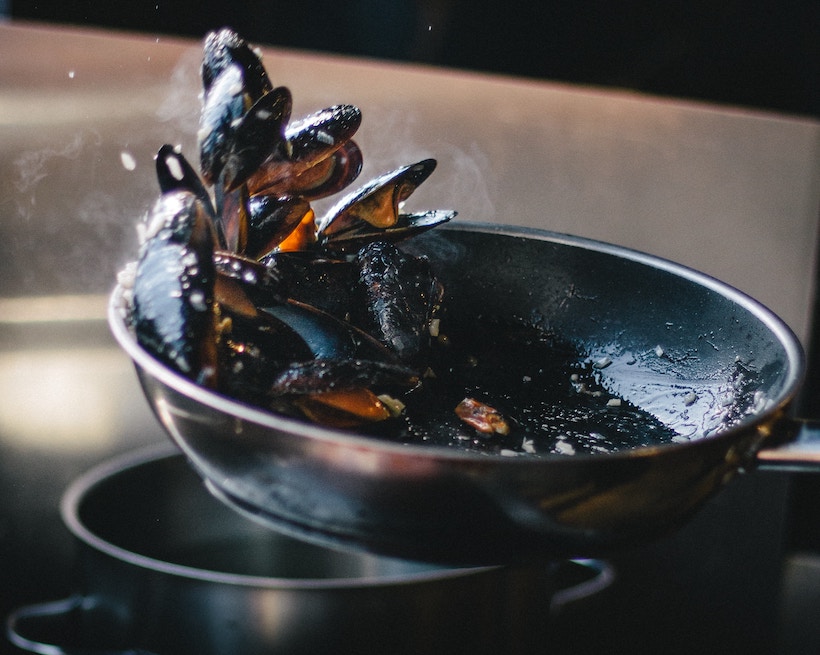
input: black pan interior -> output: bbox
[402,225,800,450]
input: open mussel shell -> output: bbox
[282,139,364,202]
[318,209,455,256]
[109,223,803,564]
[246,105,363,198]
[316,158,438,241]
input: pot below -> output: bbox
[7,444,611,655]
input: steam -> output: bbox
[154,46,201,137]
[435,141,497,223]
[345,105,498,224]
[13,130,99,195]
[11,129,102,221]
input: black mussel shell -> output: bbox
[217,308,315,404]
[260,300,399,364]
[198,63,247,185]
[286,105,362,166]
[155,145,223,249]
[246,105,362,196]
[220,86,292,192]
[245,195,312,260]
[202,27,272,103]
[133,191,219,386]
[155,145,215,218]
[318,209,455,256]
[267,358,419,396]
[353,240,444,366]
[214,251,288,311]
[260,252,357,320]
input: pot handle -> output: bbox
[5,596,158,655]
[755,418,820,472]
[8,566,614,653]
[550,558,615,614]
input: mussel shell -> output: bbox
[133,191,218,386]
[198,63,246,185]
[201,27,272,103]
[214,251,288,311]
[213,182,249,254]
[155,145,215,217]
[217,308,315,404]
[290,140,364,202]
[246,105,362,196]
[245,195,312,260]
[286,104,362,166]
[247,140,363,202]
[260,300,399,364]
[317,209,455,256]
[316,158,437,238]
[267,358,419,396]
[261,252,357,320]
[220,86,293,191]
[353,240,444,366]
[290,388,392,429]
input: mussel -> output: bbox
[131,190,219,389]
[127,27,456,429]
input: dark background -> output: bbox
[10,0,818,118]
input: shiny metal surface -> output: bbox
[110,223,807,564]
[1,20,818,654]
[8,446,557,655]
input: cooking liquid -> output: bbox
[364,316,681,455]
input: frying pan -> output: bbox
[108,222,820,565]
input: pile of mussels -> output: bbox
[122,28,473,431]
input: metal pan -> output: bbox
[8,445,610,655]
[108,222,819,565]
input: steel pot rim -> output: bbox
[61,443,500,589]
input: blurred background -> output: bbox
[8,0,818,119]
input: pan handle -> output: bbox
[755,418,820,473]
[5,596,159,655]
